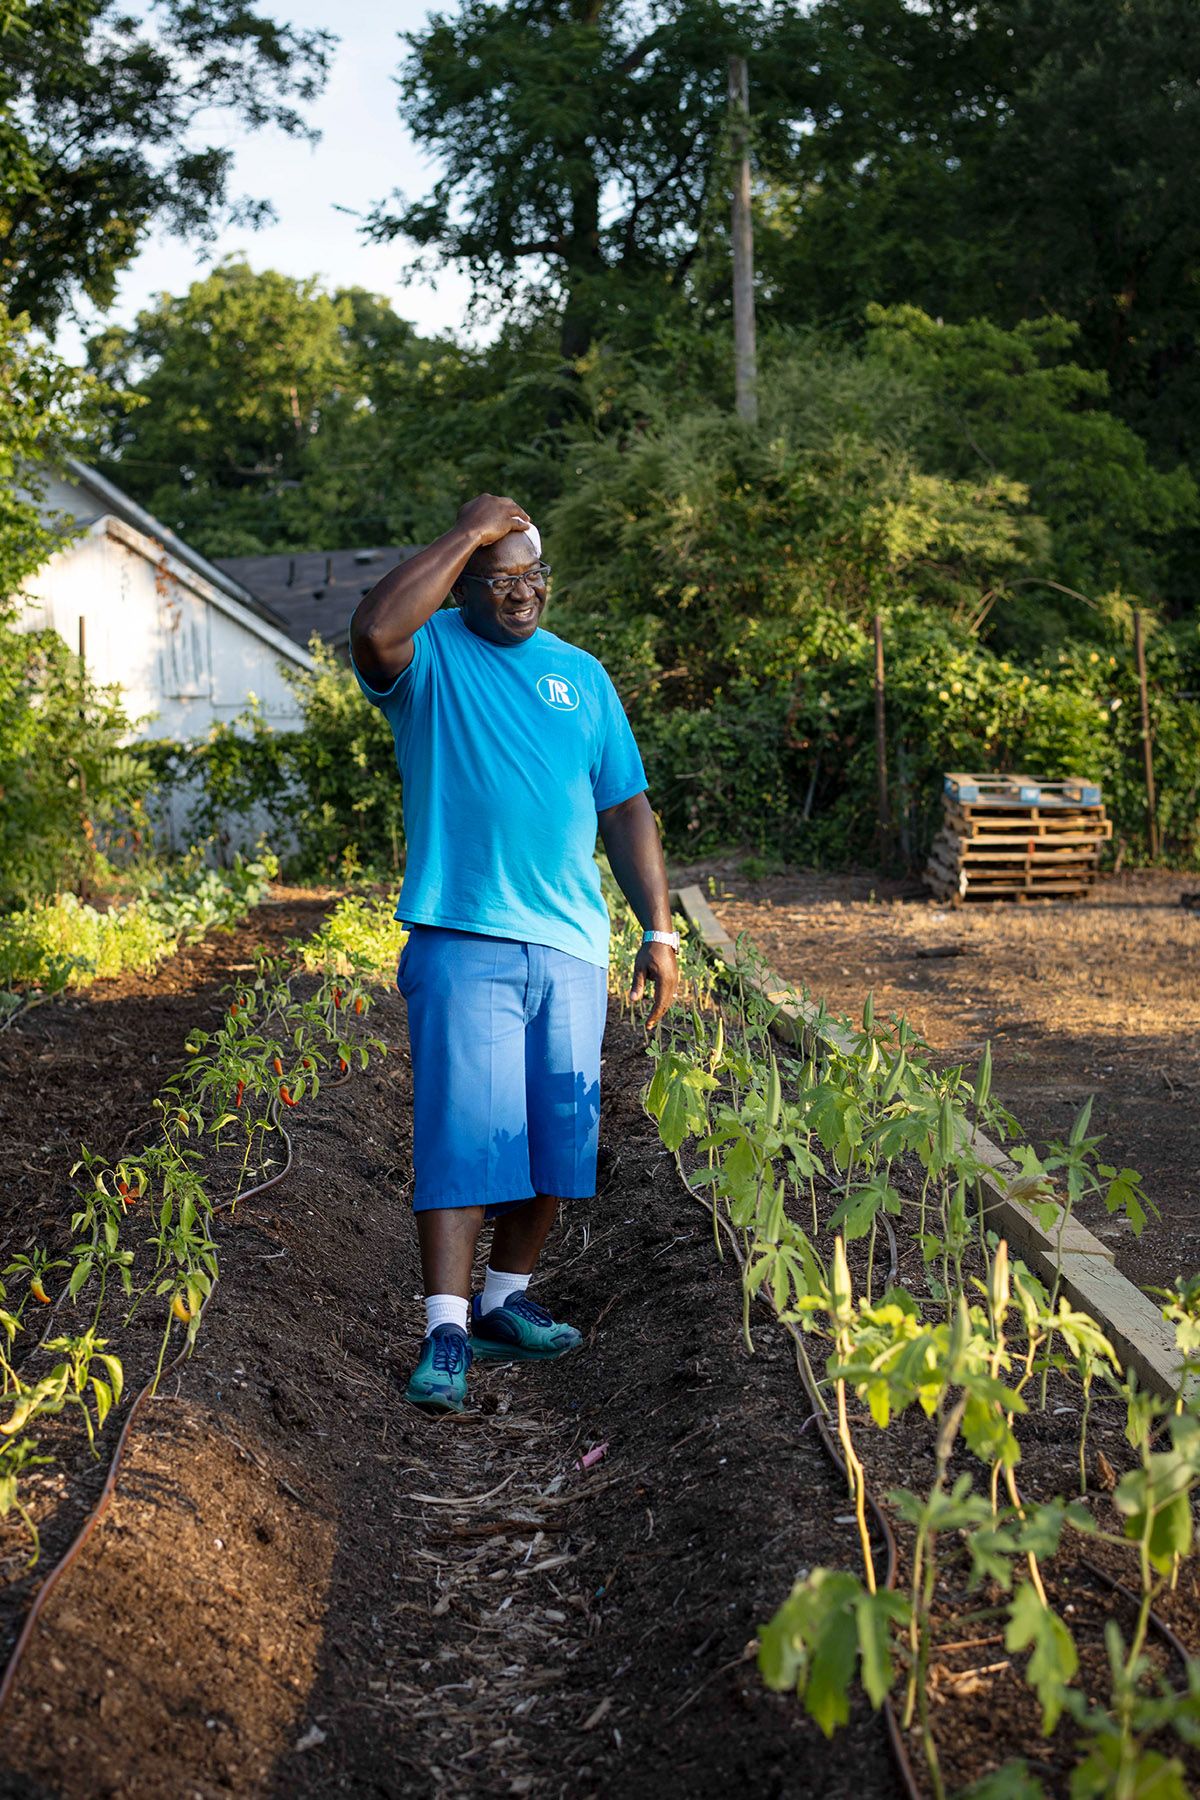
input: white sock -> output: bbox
[480,1266,531,1315]
[425,1293,468,1336]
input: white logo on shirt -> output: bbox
[537,673,579,711]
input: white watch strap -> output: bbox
[643,929,680,950]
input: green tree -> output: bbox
[0,302,144,908]
[545,337,1200,865]
[86,262,593,553]
[88,261,363,552]
[547,343,1046,700]
[0,0,332,330]
[758,0,1200,474]
[366,0,796,363]
[863,306,1197,640]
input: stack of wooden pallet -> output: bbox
[926,773,1111,904]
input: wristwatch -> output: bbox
[643,929,680,951]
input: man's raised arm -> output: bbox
[350,492,532,687]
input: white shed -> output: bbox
[21,457,315,741]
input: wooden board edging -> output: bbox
[671,884,1184,1398]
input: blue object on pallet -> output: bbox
[943,772,1103,809]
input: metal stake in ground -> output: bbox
[874,613,891,863]
[728,54,757,426]
[1133,608,1158,860]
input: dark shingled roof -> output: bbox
[214,545,422,654]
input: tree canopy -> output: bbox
[0,0,332,329]
[86,261,583,553]
[366,0,803,361]
[759,0,1200,469]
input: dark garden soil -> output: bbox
[689,862,1200,1298]
[0,892,893,1800]
[0,891,1195,1799]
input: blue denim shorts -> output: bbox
[396,926,607,1214]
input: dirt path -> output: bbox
[0,899,895,1800]
[695,866,1200,1296]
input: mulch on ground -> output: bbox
[0,896,894,1800]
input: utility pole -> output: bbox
[1133,609,1158,860]
[728,54,757,425]
[873,615,891,863]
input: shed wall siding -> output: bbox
[20,525,306,741]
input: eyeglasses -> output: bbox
[462,560,551,598]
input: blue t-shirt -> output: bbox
[353,608,646,968]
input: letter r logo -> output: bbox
[537,673,580,712]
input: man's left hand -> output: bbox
[630,941,678,1030]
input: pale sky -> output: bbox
[54,0,483,362]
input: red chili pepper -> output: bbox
[302,1058,312,1070]
[280,1086,295,1107]
[273,1057,283,1076]
[234,1080,244,1107]
[116,1178,128,1197]
[339,1057,348,1074]
[355,996,364,1016]
[334,988,343,1009]
[230,1001,238,1016]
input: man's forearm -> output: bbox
[350,523,479,681]
[597,792,673,931]
[350,492,531,685]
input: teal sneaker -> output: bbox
[405,1323,472,1413]
[468,1291,583,1362]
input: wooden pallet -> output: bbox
[945,808,1113,842]
[944,772,1103,808]
[927,876,1096,905]
[928,772,1106,904]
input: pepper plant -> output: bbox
[639,925,1198,1799]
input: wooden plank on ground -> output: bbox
[672,885,1186,1398]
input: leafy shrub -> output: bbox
[548,330,1200,867]
[294,893,407,982]
[147,644,406,878]
[626,604,1200,866]
[0,849,277,994]
[0,302,149,909]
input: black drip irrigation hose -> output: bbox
[1078,1556,1193,1676]
[0,1107,297,1721]
[668,1150,924,1800]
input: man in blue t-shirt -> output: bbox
[350,492,679,1413]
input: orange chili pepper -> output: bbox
[30,1278,50,1304]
